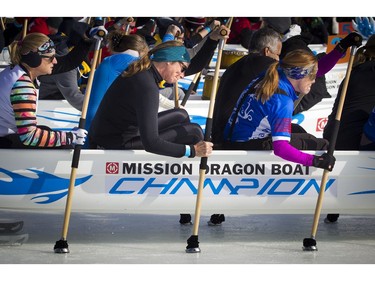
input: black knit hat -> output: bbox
[280,35,311,59]
[263,17,291,35]
[46,17,63,29]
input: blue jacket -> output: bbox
[223,69,298,142]
[86,53,138,131]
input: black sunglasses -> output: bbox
[179,62,188,73]
[40,54,56,63]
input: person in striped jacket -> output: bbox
[0,32,88,148]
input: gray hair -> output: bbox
[249,27,282,54]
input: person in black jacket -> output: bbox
[89,24,228,158]
[323,34,375,150]
[37,19,105,111]
[212,27,282,145]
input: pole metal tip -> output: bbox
[186,235,200,253]
[302,237,318,251]
[185,247,201,253]
[54,239,70,254]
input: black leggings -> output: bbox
[222,123,329,151]
[124,108,204,149]
[223,133,328,150]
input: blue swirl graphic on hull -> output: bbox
[349,190,375,195]
[0,168,92,204]
[349,158,375,195]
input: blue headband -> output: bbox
[282,64,315,80]
[151,46,190,63]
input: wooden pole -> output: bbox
[0,18,5,31]
[54,30,107,253]
[174,82,179,108]
[22,18,28,39]
[302,42,360,251]
[186,18,233,253]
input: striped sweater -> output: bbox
[0,64,73,147]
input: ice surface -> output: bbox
[0,210,374,280]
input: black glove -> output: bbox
[136,19,157,46]
[312,153,336,171]
[336,32,363,53]
[136,19,157,37]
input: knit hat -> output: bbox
[46,17,63,29]
[262,17,291,35]
[184,17,206,26]
[184,17,206,31]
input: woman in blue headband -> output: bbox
[223,49,335,171]
[89,40,214,158]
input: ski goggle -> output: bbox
[37,39,55,55]
[283,64,316,80]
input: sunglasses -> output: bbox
[40,54,56,63]
[178,61,188,73]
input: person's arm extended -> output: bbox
[185,37,217,76]
[273,140,314,166]
[51,38,93,74]
[316,49,342,77]
[317,32,363,77]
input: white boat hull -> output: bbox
[1,149,374,215]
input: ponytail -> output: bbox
[255,61,280,103]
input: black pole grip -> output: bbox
[200,156,208,171]
[71,117,86,169]
[327,119,340,156]
[204,117,213,141]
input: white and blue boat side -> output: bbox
[1,148,374,215]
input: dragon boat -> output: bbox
[0,43,374,216]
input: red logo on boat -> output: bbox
[106,162,119,174]
[316,117,328,132]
